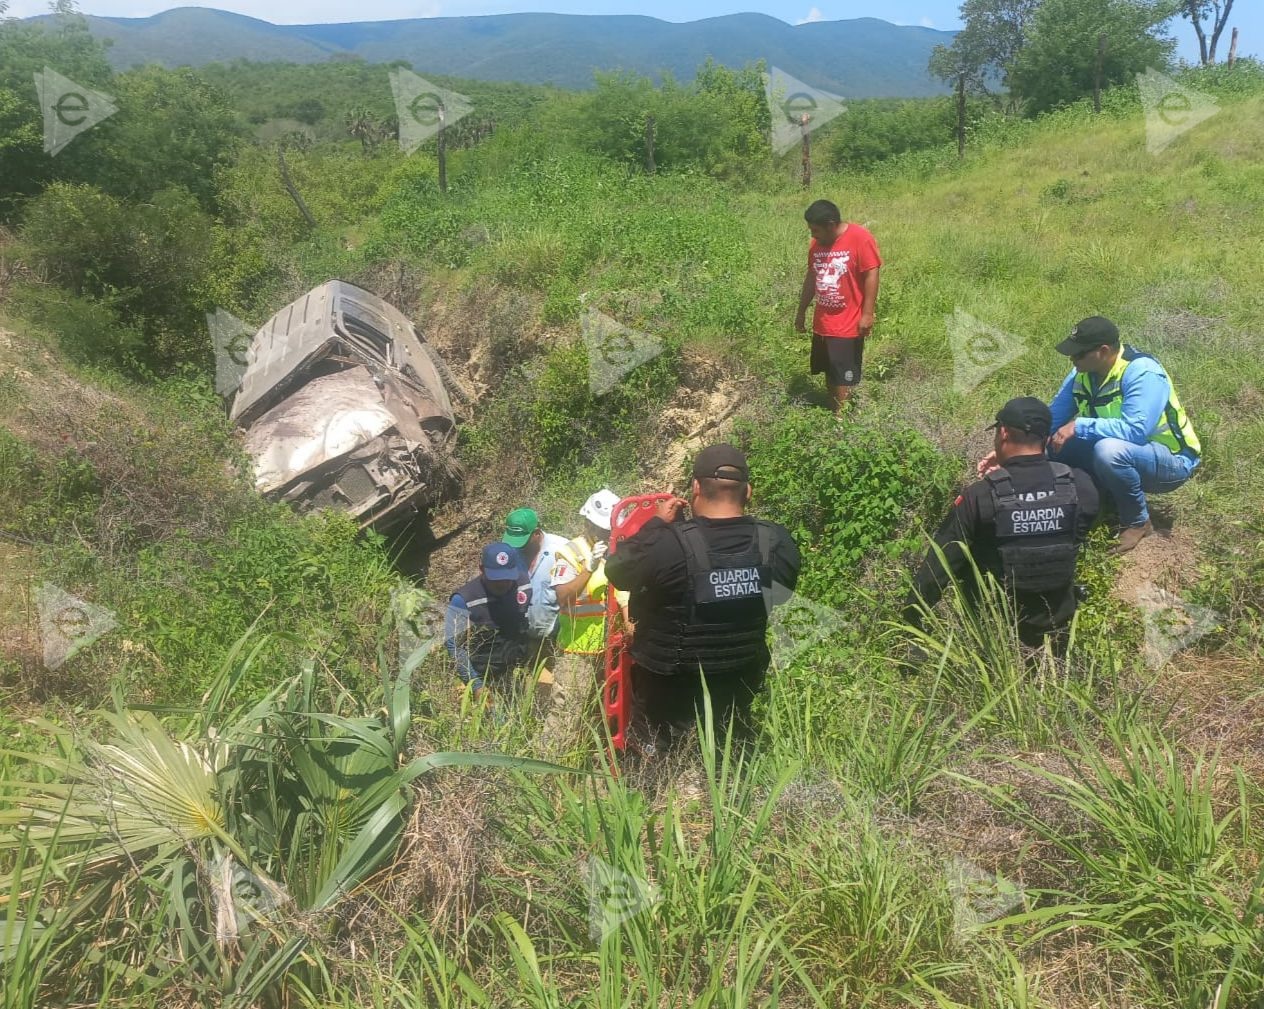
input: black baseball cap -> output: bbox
[1056,316,1121,356]
[692,443,750,483]
[988,397,1052,439]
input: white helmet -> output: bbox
[579,488,620,531]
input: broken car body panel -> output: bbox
[230,281,459,530]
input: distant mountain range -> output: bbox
[28,8,955,97]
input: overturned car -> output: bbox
[229,281,464,530]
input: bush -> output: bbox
[18,183,214,371]
[8,285,145,368]
[738,407,959,608]
[824,97,992,170]
[562,61,770,178]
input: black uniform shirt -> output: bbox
[606,514,801,672]
[903,455,1099,635]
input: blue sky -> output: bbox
[9,0,1259,62]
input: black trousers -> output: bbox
[628,662,766,754]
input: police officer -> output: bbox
[605,444,801,752]
[905,398,1100,649]
[444,542,533,698]
[977,317,1200,554]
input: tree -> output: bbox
[930,0,1042,97]
[1182,0,1235,64]
[1010,0,1178,116]
[0,13,113,216]
[77,66,243,213]
[344,105,389,152]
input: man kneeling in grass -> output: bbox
[906,398,1099,655]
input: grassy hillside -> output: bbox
[1,63,1263,1009]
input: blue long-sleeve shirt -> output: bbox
[1049,355,1172,446]
[443,595,479,688]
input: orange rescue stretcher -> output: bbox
[602,493,674,759]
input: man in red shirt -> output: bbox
[794,200,883,412]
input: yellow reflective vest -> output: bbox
[552,535,627,655]
[1072,348,1200,457]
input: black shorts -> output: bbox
[810,335,864,386]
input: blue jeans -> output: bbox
[1053,438,1198,528]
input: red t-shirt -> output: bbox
[809,224,882,338]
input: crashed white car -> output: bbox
[229,281,463,530]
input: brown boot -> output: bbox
[1113,520,1154,555]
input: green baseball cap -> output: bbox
[503,507,539,548]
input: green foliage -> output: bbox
[975,725,1262,1006]
[80,65,242,214]
[117,508,394,703]
[0,14,112,216]
[928,0,1041,95]
[197,59,553,148]
[1180,56,1264,97]
[560,60,770,178]
[0,427,101,545]
[825,97,991,170]
[0,635,575,1007]
[739,407,958,607]
[475,335,681,474]
[1010,0,1178,115]
[17,183,214,371]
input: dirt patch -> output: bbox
[416,346,756,598]
[1114,523,1199,607]
[1147,653,1264,795]
[649,351,751,492]
[0,325,127,435]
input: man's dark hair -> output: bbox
[697,476,748,506]
[804,200,841,225]
[1002,426,1046,449]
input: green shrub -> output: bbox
[18,183,214,371]
[738,407,958,608]
[7,284,145,368]
[112,508,395,703]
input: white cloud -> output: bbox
[796,6,824,25]
[920,16,935,28]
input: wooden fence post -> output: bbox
[800,113,812,188]
[1093,33,1108,114]
[437,104,448,195]
[956,72,966,158]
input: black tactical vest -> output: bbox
[452,575,531,681]
[984,463,1080,595]
[634,520,774,677]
